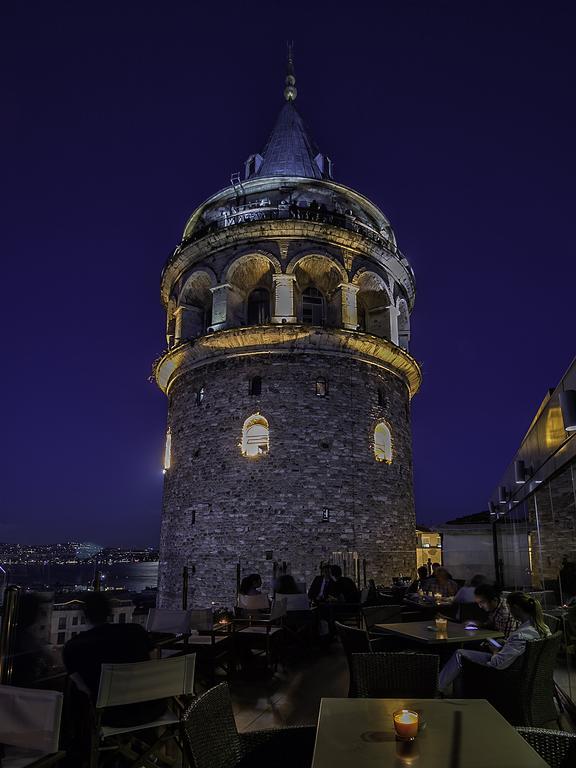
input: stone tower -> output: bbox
[154,58,421,608]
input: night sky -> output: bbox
[2,1,575,546]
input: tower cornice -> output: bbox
[153,325,422,399]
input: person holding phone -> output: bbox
[439,592,551,694]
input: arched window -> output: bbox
[316,377,328,397]
[163,429,171,473]
[242,414,269,457]
[374,422,393,464]
[249,376,262,396]
[302,287,325,325]
[247,288,270,325]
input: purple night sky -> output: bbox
[2,1,575,546]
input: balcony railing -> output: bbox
[163,202,415,280]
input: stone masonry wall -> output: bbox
[158,350,416,608]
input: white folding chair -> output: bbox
[89,654,195,768]
[0,685,65,767]
[146,607,195,635]
[237,594,270,611]
[236,598,287,670]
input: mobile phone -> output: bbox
[487,638,502,649]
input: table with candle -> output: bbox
[374,620,503,645]
[311,698,548,767]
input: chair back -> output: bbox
[517,727,576,768]
[237,594,269,611]
[351,652,439,698]
[0,685,63,753]
[183,682,242,768]
[189,608,214,631]
[362,605,403,629]
[360,587,370,604]
[281,593,310,611]
[335,621,371,659]
[96,654,195,709]
[147,607,193,634]
[270,597,287,619]
[519,632,562,727]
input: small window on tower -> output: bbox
[374,421,393,464]
[241,414,269,458]
[316,378,328,397]
[249,376,262,396]
[196,387,205,406]
[377,388,388,408]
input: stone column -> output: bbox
[384,305,400,346]
[271,274,297,323]
[209,284,234,331]
[338,283,359,330]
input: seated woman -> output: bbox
[474,583,518,637]
[238,573,269,610]
[423,567,458,597]
[439,592,551,694]
[453,574,488,603]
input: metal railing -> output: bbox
[0,585,21,684]
[163,203,415,280]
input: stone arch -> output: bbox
[225,252,281,326]
[286,250,348,282]
[354,270,396,340]
[397,297,410,351]
[174,269,215,341]
[289,253,348,327]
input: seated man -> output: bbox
[439,592,550,694]
[63,592,166,727]
[308,564,334,603]
[329,565,360,603]
[474,583,518,637]
[423,567,458,597]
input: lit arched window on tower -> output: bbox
[374,422,393,464]
[247,288,270,325]
[163,429,171,473]
[241,414,269,458]
[302,287,325,325]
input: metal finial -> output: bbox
[284,41,297,102]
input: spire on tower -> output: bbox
[284,41,297,102]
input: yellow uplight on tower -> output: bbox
[163,428,172,473]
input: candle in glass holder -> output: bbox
[393,709,419,740]
[435,617,447,632]
[433,592,442,601]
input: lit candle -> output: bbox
[393,709,419,740]
[434,592,442,601]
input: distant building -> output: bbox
[154,56,422,606]
[489,356,576,594]
[436,512,498,582]
[415,527,442,570]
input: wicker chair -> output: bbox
[462,632,562,726]
[516,727,576,768]
[351,652,439,698]
[183,682,315,768]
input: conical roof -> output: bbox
[254,100,325,180]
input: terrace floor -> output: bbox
[221,640,576,734]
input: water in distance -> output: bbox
[1,561,159,592]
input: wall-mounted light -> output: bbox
[498,486,508,504]
[514,460,526,484]
[489,501,497,517]
[559,390,576,432]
